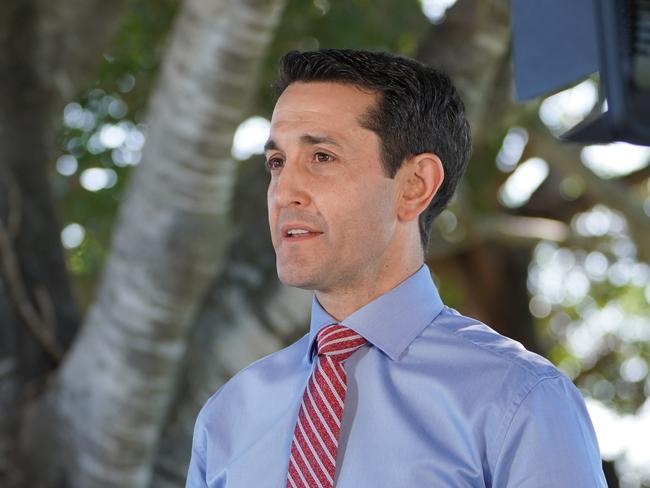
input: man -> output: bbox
[186,49,606,487]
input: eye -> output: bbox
[314,152,334,163]
[264,156,284,172]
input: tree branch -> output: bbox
[528,128,650,262]
[428,211,598,259]
[37,0,138,104]
[0,357,16,379]
[0,176,63,363]
[617,163,650,186]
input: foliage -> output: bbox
[42,0,649,484]
[53,0,178,309]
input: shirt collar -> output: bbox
[307,264,444,362]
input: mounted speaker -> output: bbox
[512,0,650,145]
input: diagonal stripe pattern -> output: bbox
[286,324,367,488]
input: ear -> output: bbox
[396,153,444,222]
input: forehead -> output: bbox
[270,82,377,135]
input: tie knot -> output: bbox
[316,324,367,362]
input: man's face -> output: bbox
[266,81,404,295]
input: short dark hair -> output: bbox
[273,49,472,250]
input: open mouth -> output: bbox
[283,228,322,241]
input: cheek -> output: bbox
[266,181,275,210]
[267,187,279,243]
[335,180,395,237]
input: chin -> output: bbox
[276,265,318,290]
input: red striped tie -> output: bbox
[286,324,367,488]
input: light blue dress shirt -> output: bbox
[187,265,607,487]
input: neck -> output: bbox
[315,259,423,321]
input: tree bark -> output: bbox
[152,158,308,486]
[36,0,137,106]
[0,0,134,484]
[24,0,286,486]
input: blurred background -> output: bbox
[0,0,648,486]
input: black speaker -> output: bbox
[512,0,650,145]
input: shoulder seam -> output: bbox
[436,309,559,379]
[490,375,564,471]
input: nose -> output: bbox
[268,158,310,209]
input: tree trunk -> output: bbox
[152,157,308,486]
[0,0,134,484]
[22,0,286,486]
[416,0,513,133]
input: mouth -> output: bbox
[284,232,321,242]
[281,225,323,242]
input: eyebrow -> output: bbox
[264,134,342,152]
